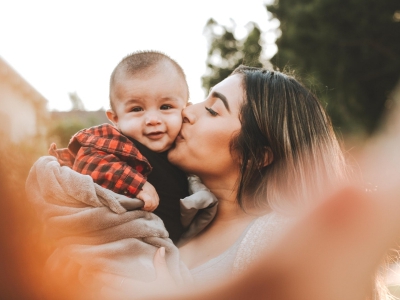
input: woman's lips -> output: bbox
[175,132,184,142]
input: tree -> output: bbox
[69,91,85,111]
[267,0,400,135]
[48,91,109,147]
[202,19,267,95]
[47,118,87,147]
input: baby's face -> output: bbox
[108,67,188,153]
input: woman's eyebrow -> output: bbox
[211,91,230,112]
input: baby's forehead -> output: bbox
[111,76,188,105]
[121,60,179,78]
[115,66,189,99]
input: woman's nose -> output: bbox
[181,102,198,124]
[145,113,161,125]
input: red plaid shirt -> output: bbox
[49,124,152,198]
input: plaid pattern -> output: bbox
[49,123,152,197]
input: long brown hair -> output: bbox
[231,65,348,211]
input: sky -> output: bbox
[0,0,279,111]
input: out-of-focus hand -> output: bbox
[98,247,177,300]
[136,181,159,212]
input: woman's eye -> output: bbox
[160,104,172,110]
[205,107,218,116]
[131,107,143,112]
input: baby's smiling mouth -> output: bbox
[146,131,165,140]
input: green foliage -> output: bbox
[47,118,87,147]
[267,0,400,135]
[47,110,110,148]
[202,19,265,95]
[48,91,103,147]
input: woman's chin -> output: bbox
[167,144,182,165]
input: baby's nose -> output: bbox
[145,113,161,125]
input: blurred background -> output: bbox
[0,0,399,298]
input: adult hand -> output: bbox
[151,186,400,300]
[98,247,177,300]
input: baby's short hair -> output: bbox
[109,50,188,110]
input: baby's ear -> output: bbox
[106,109,118,126]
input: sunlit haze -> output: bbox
[0,0,278,111]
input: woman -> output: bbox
[168,65,348,283]
[103,66,396,300]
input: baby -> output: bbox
[49,50,192,243]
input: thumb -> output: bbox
[153,247,173,284]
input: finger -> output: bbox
[140,195,152,205]
[153,247,173,283]
[142,206,155,212]
[143,199,158,211]
[142,200,157,212]
[151,199,158,210]
[147,205,156,212]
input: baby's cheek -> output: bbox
[168,114,184,134]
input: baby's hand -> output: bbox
[136,181,159,212]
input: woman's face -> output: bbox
[168,74,244,180]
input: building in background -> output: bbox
[0,57,49,146]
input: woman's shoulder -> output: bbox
[233,211,291,274]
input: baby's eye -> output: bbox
[205,107,218,116]
[160,104,172,110]
[131,107,143,112]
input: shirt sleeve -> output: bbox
[48,142,76,168]
[72,146,147,197]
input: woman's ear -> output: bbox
[106,109,118,127]
[263,147,273,167]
